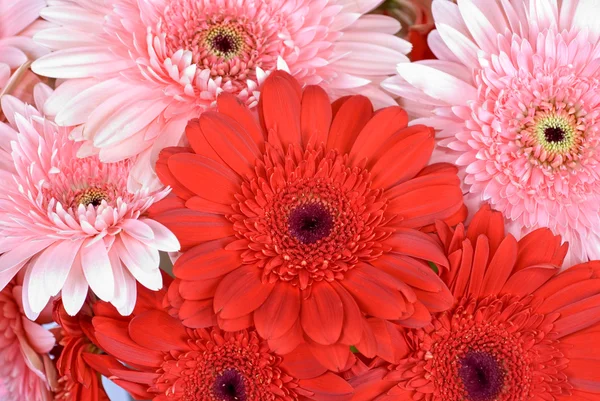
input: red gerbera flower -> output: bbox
[149,70,466,370]
[52,301,109,401]
[91,303,353,400]
[350,205,600,401]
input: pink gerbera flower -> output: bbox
[382,0,600,264]
[0,276,57,401]
[0,0,49,106]
[0,87,180,319]
[31,0,411,189]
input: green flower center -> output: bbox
[534,114,575,154]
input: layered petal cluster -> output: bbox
[383,0,600,264]
[31,0,411,189]
[150,71,466,371]
[0,0,49,105]
[52,301,109,401]
[0,277,56,401]
[352,205,600,401]
[0,87,180,319]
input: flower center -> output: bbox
[73,187,107,207]
[534,113,576,153]
[213,369,247,401]
[231,145,391,289]
[288,202,334,244]
[458,351,504,401]
[205,26,244,60]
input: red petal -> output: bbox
[367,318,408,363]
[330,281,363,345]
[307,342,353,373]
[533,262,600,301]
[301,282,344,345]
[480,235,518,296]
[168,153,240,204]
[217,313,253,331]
[552,300,600,338]
[179,299,217,328]
[370,126,434,189]
[500,264,558,299]
[563,359,600,392]
[128,310,188,352]
[396,300,433,328]
[268,318,304,355]
[178,276,220,300]
[466,204,505,257]
[326,95,373,154]
[387,180,463,229]
[213,265,275,319]
[156,147,195,200]
[301,85,332,147]
[341,264,408,320]
[260,71,301,149]
[349,106,408,163]
[515,228,567,272]
[387,228,449,268]
[108,368,159,385]
[173,238,242,280]
[465,235,489,299]
[185,196,233,214]
[152,210,234,251]
[92,317,163,367]
[298,372,354,401]
[184,118,222,160]
[370,254,444,293]
[199,112,261,177]
[279,346,328,380]
[217,92,264,146]
[350,368,397,401]
[254,283,301,339]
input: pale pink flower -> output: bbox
[0,0,50,105]
[0,86,180,319]
[0,276,56,401]
[382,0,600,265]
[31,0,411,190]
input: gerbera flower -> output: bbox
[52,300,110,401]
[349,204,600,401]
[0,276,56,401]
[31,0,411,190]
[91,307,354,401]
[0,87,180,319]
[148,71,465,371]
[382,0,600,264]
[0,0,50,105]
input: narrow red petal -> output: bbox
[326,95,373,154]
[301,85,332,147]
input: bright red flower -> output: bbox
[350,205,600,401]
[92,305,353,400]
[52,301,109,401]
[149,71,466,371]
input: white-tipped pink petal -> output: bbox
[80,238,115,302]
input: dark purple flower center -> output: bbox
[458,351,504,401]
[213,369,247,401]
[212,33,236,54]
[544,126,565,143]
[288,202,334,244]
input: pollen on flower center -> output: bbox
[534,113,576,153]
[73,187,108,207]
[205,26,244,60]
[458,351,504,401]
